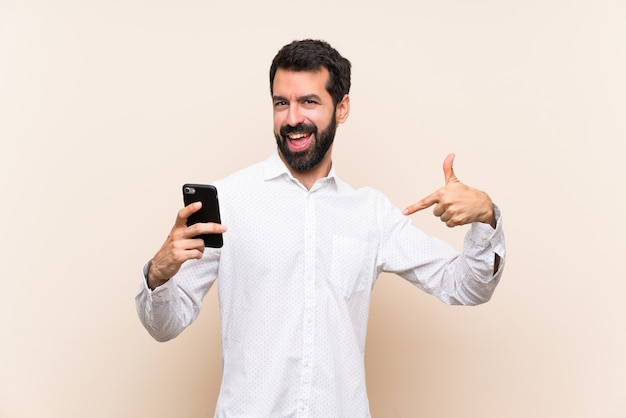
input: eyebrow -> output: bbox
[272,94,323,103]
[300,94,322,102]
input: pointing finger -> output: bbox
[403,191,439,215]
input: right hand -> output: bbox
[148,202,227,289]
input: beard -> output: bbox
[274,110,337,172]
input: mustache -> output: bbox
[280,123,317,137]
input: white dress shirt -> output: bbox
[136,150,506,418]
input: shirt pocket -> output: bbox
[329,235,372,298]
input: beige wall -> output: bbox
[1,0,625,417]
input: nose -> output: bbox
[286,104,305,127]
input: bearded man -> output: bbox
[136,39,506,418]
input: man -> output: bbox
[136,39,505,417]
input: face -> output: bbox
[272,68,349,172]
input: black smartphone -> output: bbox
[182,184,223,248]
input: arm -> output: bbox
[379,204,504,305]
[380,154,505,305]
[135,202,226,341]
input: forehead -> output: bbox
[272,67,331,98]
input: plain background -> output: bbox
[1,0,625,417]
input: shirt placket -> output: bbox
[296,192,316,417]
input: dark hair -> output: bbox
[269,39,351,106]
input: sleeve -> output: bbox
[134,249,220,342]
[377,195,505,306]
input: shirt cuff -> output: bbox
[140,260,174,299]
[468,204,504,250]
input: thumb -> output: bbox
[443,153,457,184]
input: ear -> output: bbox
[335,94,350,124]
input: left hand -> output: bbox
[403,153,496,228]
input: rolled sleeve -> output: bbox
[135,251,220,342]
[465,203,506,281]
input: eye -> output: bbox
[274,100,288,108]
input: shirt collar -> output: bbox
[263,149,337,186]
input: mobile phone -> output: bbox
[182,184,223,248]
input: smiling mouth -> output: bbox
[286,132,313,152]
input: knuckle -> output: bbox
[177,207,188,220]
[185,223,197,235]
[187,223,204,236]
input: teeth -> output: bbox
[288,133,308,140]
